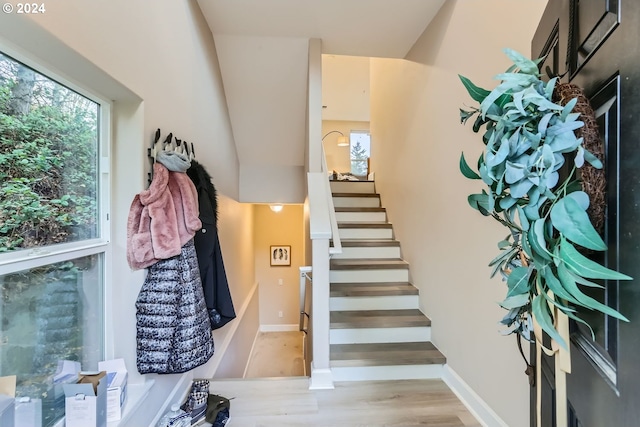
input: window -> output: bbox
[0,47,109,426]
[350,130,370,176]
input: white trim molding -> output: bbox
[260,324,300,332]
[309,364,334,390]
[441,365,508,427]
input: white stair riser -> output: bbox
[331,246,401,259]
[330,181,376,194]
[331,364,444,382]
[335,211,386,222]
[330,269,408,283]
[333,197,380,208]
[338,228,393,240]
[330,295,418,311]
[330,326,431,344]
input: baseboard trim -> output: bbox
[242,328,261,378]
[441,364,508,427]
[260,324,299,332]
[309,364,335,390]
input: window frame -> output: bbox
[349,130,371,176]
[0,40,112,357]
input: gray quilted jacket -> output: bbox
[136,238,214,374]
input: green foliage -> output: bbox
[0,57,98,252]
[459,48,632,348]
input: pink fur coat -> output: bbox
[127,162,202,270]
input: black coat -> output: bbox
[187,161,236,329]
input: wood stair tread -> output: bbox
[330,342,445,367]
[337,222,392,229]
[330,282,418,297]
[332,192,380,197]
[334,207,386,212]
[330,258,409,270]
[330,309,431,329]
[337,239,400,247]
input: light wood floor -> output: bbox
[207,377,482,427]
[219,331,481,426]
[244,331,305,378]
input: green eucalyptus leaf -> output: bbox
[459,75,491,103]
[566,269,604,289]
[496,93,511,110]
[566,191,589,210]
[498,238,512,249]
[556,262,629,321]
[538,112,555,135]
[551,198,606,251]
[499,196,517,210]
[460,152,482,179]
[547,120,584,137]
[468,192,491,216]
[575,146,585,167]
[513,91,526,115]
[486,138,510,167]
[545,171,559,189]
[583,148,603,169]
[539,263,581,305]
[541,287,577,313]
[500,293,530,310]
[532,294,567,349]
[559,237,632,280]
[528,220,552,261]
[489,246,518,267]
[517,205,530,232]
[505,161,526,184]
[460,108,477,125]
[545,77,558,100]
[507,267,531,297]
[472,114,487,133]
[503,48,540,75]
[566,311,596,340]
[510,178,534,198]
[560,97,578,121]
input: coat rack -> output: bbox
[147,128,196,185]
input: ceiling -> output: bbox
[196,0,445,202]
[197,0,446,58]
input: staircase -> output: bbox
[328,180,445,381]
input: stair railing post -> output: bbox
[309,238,334,389]
[307,172,335,390]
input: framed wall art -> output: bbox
[270,245,291,266]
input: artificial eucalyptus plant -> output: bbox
[458,48,632,348]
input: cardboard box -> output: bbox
[0,375,16,427]
[0,394,14,427]
[98,359,128,422]
[42,361,80,427]
[63,371,107,427]
[15,397,42,427]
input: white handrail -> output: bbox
[321,145,342,255]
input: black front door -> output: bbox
[531,1,640,426]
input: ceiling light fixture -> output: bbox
[322,130,349,147]
[270,204,283,213]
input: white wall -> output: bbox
[0,2,258,425]
[322,55,370,122]
[369,1,546,426]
